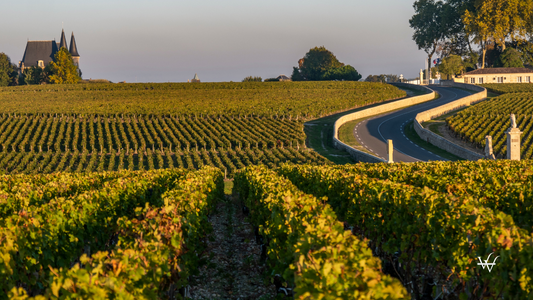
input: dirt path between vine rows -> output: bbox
[188,192,277,300]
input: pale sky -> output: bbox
[0,0,428,82]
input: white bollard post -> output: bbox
[387,139,394,163]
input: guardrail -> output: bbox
[332,83,435,162]
[413,82,487,160]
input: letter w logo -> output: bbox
[477,252,499,273]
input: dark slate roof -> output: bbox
[21,41,58,68]
[277,74,290,80]
[69,32,79,57]
[464,67,533,75]
[59,29,68,50]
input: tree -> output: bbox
[47,48,81,84]
[242,76,262,82]
[484,43,502,68]
[291,46,361,81]
[365,75,385,83]
[464,0,533,68]
[422,67,440,79]
[22,66,45,85]
[0,53,17,87]
[322,65,361,81]
[410,0,445,80]
[463,5,491,68]
[291,46,344,81]
[365,74,401,83]
[499,48,524,68]
[462,51,480,71]
[438,55,464,79]
[290,67,304,81]
[510,41,533,67]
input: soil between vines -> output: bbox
[188,192,277,300]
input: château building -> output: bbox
[463,67,533,84]
[19,29,80,73]
[188,74,200,83]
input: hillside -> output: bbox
[0,82,405,175]
[0,82,405,117]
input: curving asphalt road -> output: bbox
[353,86,472,162]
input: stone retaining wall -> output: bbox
[413,82,487,160]
[333,83,435,162]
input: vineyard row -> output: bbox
[301,160,533,231]
[4,167,224,298]
[0,147,329,177]
[0,115,306,153]
[278,164,533,299]
[446,94,533,159]
[235,166,408,299]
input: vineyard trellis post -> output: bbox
[485,136,496,160]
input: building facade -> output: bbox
[188,74,200,83]
[463,67,533,84]
[19,29,80,73]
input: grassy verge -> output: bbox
[304,89,442,164]
[395,86,428,96]
[337,117,375,155]
[304,99,408,165]
[304,123,355,165]
[428,122,444,136]
[403,121,463,161]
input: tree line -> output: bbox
[410,0,533,78]
[0,48,81,87]
[291,46,362,81]
[242,47,363,82]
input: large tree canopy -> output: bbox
[47,48,81,84]
[322,65,362,81]
[409,0,446,78]
[411,0,533,71]
[0,53,17,87]
[438,54,464,79]
[463,0,527,68]
[499,48,524,68]
[22,66,45,85]
[291,47,361,81]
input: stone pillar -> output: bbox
[506,114,522,161]
[387,139,394,163]
[485,135,495,160]
[420,69,423,85]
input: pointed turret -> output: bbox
[69,32,79,57]
[59,29,68,50]
[69,32,80,67]
[190,74,200,83]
